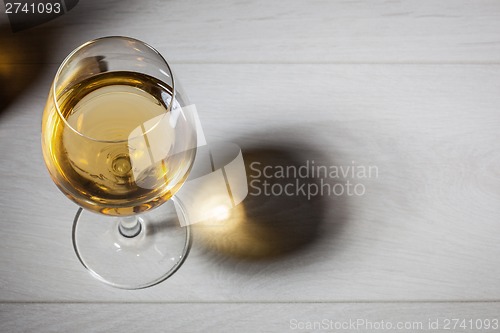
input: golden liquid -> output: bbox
[42,71,195,216]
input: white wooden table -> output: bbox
[1,1,500,332]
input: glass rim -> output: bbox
[52,35,176,143]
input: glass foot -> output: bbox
[72,199,191,289]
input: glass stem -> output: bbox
[118,216,142,238]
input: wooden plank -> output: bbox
[0,64,499,302]
[1,1,500,64]
[1,302,499,332]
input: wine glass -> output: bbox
[41,36,197,289]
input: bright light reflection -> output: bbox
[210,204,231,221]
[159,69,171,77]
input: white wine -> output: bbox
[42,71,196,216]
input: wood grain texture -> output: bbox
[1,0,500,64]
[1,0,500,329]
[1,302,499,333]
[0,64,499,302]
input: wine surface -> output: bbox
[42,71,195,216]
